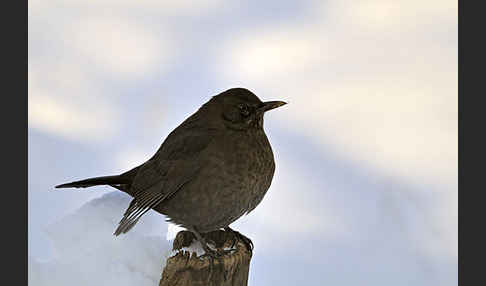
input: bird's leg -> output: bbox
[224,226,254,252]
[187,226,227,275]
[188,227,221,258]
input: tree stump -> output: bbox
[160,230,253,286]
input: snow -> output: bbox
[169,239,207,258]
[29,192,172,286]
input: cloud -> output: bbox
[322,0,457,32]
[28,96,121,143]
[114,149,153,173]
[29,192,170,286]
[245,157,345,235]
[28,8,174,141]
[231,137,457,269]
[38,0,224,15]
[274,83,457,185]
[29,0,177,78]
[218,2,457,186]
[222,28,325,78]
[28,66,122,143]
[68,17,171,77]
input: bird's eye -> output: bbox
[238,103,250,117]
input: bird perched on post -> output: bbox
[56,87,286,257]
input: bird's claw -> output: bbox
[200,248,220,259]
[225,227,254,252]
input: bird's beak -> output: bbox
[259,101,287,113]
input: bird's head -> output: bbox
[209,88,287,131]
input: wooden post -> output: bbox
[160,230,252,286]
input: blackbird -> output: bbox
[56,87,286,256]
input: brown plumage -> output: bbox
[56,87,286,256]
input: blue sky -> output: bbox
[28,1,457,285]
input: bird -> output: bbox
[55,87,286,256]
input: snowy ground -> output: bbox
[28,192,172,286]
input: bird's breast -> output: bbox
[202,129,275,213]
[159,129,276,231]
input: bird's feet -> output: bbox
[196,235,233,273]
[224,226,254,252]
[187,228,230,260]
[198,240,219,258]
[199,245,232,259]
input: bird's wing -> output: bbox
[113,128,215,235]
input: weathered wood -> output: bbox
[160,230,252,286]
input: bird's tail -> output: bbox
[55,175,130,189]
[55,166,140,190]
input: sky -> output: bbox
[28,1,457,285]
